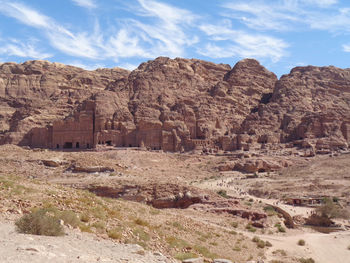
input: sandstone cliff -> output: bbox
[0,58,349,152]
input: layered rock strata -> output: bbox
[0,58,349,152]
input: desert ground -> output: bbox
[1,144,350,263]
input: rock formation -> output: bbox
[0,58,349,152]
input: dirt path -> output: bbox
[195,177,350,263]
[0,221,175,263]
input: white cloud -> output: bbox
[66,61,104,70]
[123,0,199,58]
[222,0,348,32]
[137,0,195,25]
[198,23,288,62]
[0,1,52,28]
[71,0,96,9]
[301,0,338,7]
[0,1,101,59]
[118,63,138,71]
[342,44,350,52]
[0,39,52,59]
[0,0,200,61]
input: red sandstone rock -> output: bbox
[0,58,349,153]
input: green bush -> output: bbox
[298,239,306,246]
[15,208,64,236]
[275,223,286,233]
[217,189,229,198]
[299,258,315,263]
[316,198,350,220]
[246,223,257,232]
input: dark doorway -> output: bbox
[129,144,132,147]
[63,142,73,149]
[76,142,80,148]
[87,143,90,148]
[56,144,59,149]
[106,140,112,146]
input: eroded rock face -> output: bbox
[0,60,130,145]
[0,58,349,153]
[240,65,350,151]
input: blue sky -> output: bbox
[0,0,349,76]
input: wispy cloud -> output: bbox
[343,44,350,52]
[0,0,200,61]
[0,1,102,59]
[0,1,52,28]
[71,0,96,9]
[198,21,288,62]
[118,63,138,71]
[0,38,52,59]
[66,60,105,70]
[0,0,297,65]
[222,0,347,32]
[112,0,199,58]
[302,0,338,8]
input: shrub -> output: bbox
[275,223,286,233]
[272,249,287,256]
[134,218,149,227]
[193,244,218,259]
[58,210,79,228]
[252,236,260,242]
[299,258,315,263]
[217,189,229,198]
[233,245,241,251]
[80,213,90,223]
[79,224,92,233]
[166,236,189,249]
[246,223,257,232]
[231,221,238,228]
[257,240,265,248]
[264,206,277,216]
[298,239,306,246]
[316,198,350,220]
[265,241,273,247]
[174,252,198,261]
[108,227,122,240]
[15,208,64,236]
[133,228,150,242]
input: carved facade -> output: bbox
[28,101,219,151]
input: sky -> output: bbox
[0,0,349,77]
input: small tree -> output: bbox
[316,198,349,220]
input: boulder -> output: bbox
[42,159,61,167]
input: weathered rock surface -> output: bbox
[240,65,350,151]
[0,58,349,153]
[0,221,175,263]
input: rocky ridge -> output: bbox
[0,58,349,152]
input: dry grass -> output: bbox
[15,208,64,236]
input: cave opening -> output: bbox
[63,142,73,149]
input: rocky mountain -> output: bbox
[0,57,349,153]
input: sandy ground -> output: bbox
[0,221,174,263]
[264,230,350,263]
